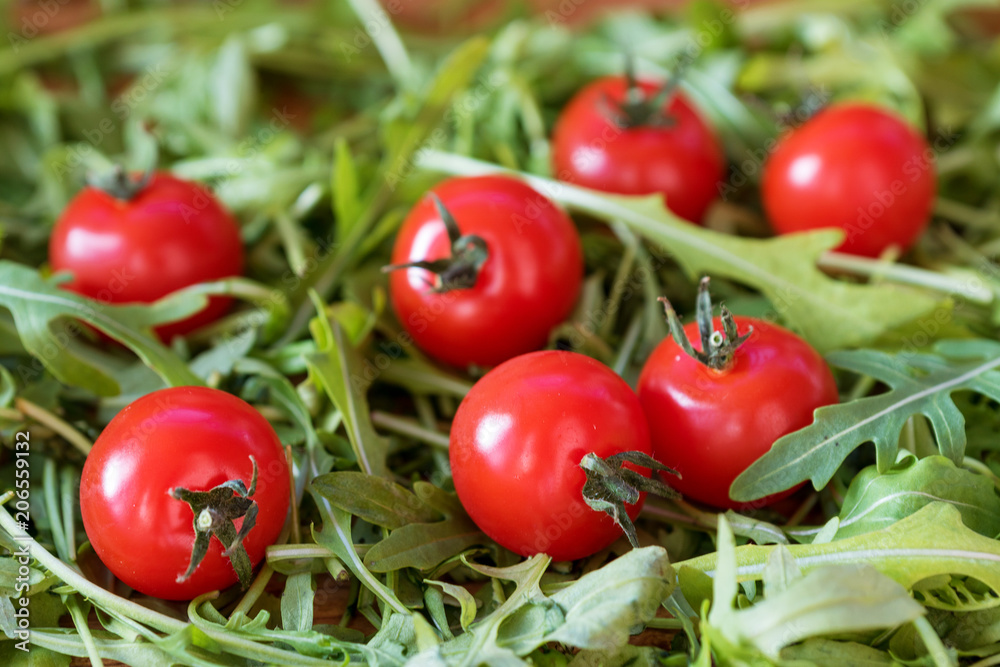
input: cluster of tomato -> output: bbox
[54,68,935,598]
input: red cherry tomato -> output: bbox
[552,76,725,223]
[761,103,936,257]
[79,386,290,600]
[637,316,838,510]
[49,172,244,341]
[450,350,652,561]
[388,176,583,369]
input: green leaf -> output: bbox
[437,555,550,665]
[733,340,1000,501]
[567,645,672,667]
[363,514,484,573]
[716,561,924,658]
[425,579,479,632]
[311,471,442,530]
[944,605,1000,650]
[333,138,363,245]
[0,640,70,667]
[702,518,924,660]
[281,572,315,633]
[831,455,1000,540]
[416,152,941,354]
[724,511,790,546]
[545,546,674,650]
[211,35,258,137]
[780,639,898,666]
[308,485,408,616]
[678,503,1000,600]
[306,312,390,477]
[0,261,202,395]
[760,546,801,596]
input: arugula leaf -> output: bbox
[425,579,479,632]
[780,639,899,666]
[416,150,942,353]
[311,471,443,529]
[733,339,1000,501]
[281,572,315,633]
[544,546,674,650]
[306,303,391,478]
[678,502,1000,599]
[702,518,924,659]
[0,261,202,395]
[363,483,485,573]
[831,455,1000,540]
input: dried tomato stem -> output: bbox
[170,456,260,589]
[580,451,680,548]
[659,276,752,371]
[599,53,689,130]
[86,165,152,201]
[381,194,489,293]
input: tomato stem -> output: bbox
[86,164,152,201]
[381,194,489,292]
[660,276,752,371]
[170,456,260,590]
[580,450,680,549]
[599,53,688,130]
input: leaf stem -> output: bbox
[16,398,93,456]
[66,597,105,667]
[913,615,956,667]
[267,543,340,561]
[230,563,275,619]
[371,411,450,449]
[344,0,415,92]
[61,467,78,558]
[817,252,993,304]
[0,501,188,635]
[43,459,71,562]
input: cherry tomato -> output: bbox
[761,103,936,257]
[49,172,244,341]
[637,315,838,510]
[79,386,290,600]
[552,76,725,223]
[450,350,652,561]
[388,176,583,369]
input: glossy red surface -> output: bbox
[389,176,583,369]
[450,351,652,561]
[552,76,725,223]
[79,386,290,600]
[762,103,936,257]
[637,316,838,509]
[49,172,244,340]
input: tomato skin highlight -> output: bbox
[79,386,290,600]
[449,350,652,561]
[552,76,725,223]
[761,103,936,257]
[388,176,583,369]
[49,172,244,340]
[637,317,838,510]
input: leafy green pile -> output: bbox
[1,0,1000,665]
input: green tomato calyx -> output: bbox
[601,54,687,130]
[87,164,152,202]
[170,456,260,590]
[661,276,753,372]
[580,451,680,549]
[382,194,489,293]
